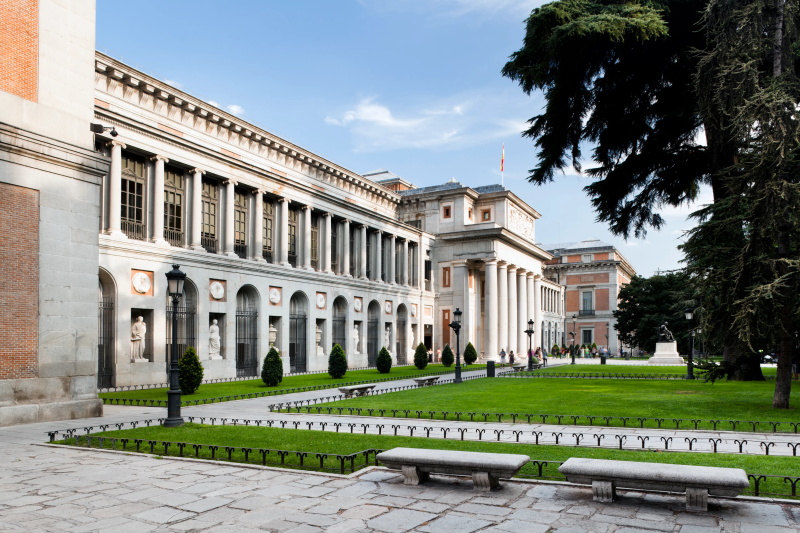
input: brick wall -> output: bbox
[0,182,39,379]
[0,0,39,102]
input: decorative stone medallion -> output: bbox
[316,292,327,309]
[385,300,393,315]
[131,272,151,295]
[269,286,282,305]
[411,303,418,317]
[353,296,363,312]
[209,281,225,300]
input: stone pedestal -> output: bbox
[648,341,685,365]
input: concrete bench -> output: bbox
[511,364,526,372]
[338,384,376,399]
[413,376,440,387]
[376,447,529,491]
[558,458,750,511]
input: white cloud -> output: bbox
[226,104,245,116]
[208,100,220,108]
[163,79,182,89]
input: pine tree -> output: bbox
[261,347,283,386]
[413,343,428,370]
[328,344,348,379]
[463,342,478,365]
[376,347,392,373]
[441,345,454,367]
[178,347,203,395]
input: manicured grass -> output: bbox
[99,364,482,403]
[531,364,778,377]
[321,377,799,429]
[61,424,799,496]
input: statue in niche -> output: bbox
[209,319,221,359]
[316,324,324,355]
[130,316,147,361]
[658,322,675,343]
[384,325,391,350]
[353,325,360,353]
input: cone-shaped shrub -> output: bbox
[261,347,283,386]
[376,347,392,373]
[413,343,428,370]
[463,342,478,365]
[441,344,454,367]
[178,347,203,395]
[551,343,560,355]
[328,343,348,379]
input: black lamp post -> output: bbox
[525,319,535,370]
[571,313,577,364]
[164,264,186,427]
[449,308,463,384]
[684,307,696,380]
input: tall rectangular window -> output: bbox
[234,190,248,258]
[121,152,146,240]
[366,230,373,279]
[331,221,339,273]
[349,229,356,277]
[163,166,184,246]
[311,213,319,270]
[582,290,593,310]
[201,179,219,253]
[263,200,274,262]
[442,267,451,288]
[288,207,298,267]
[582,329,593,345]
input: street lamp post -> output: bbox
[525,319,535,371]
[164,264,186,427]
[684,307,696,380]
[449,308,463,384]
[571,313,577,365]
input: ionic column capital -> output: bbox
[106,139,126,150]
[150,154,169,163]
[190,168,205,176]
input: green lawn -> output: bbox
[314,377,799,430]
[529,364,777,377]
[100,364,482,403]
[60,424,799,497]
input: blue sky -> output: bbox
[96,0,707,277]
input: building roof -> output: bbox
[539,239,615,254]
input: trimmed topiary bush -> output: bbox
[376,347,392,373]
[463,342,478,365]
[441,344,454,367]
[413,343,428,370]
[261,347,283,386]
[551,343,560,355]
[178,346,203,394]
[328,343,348,379]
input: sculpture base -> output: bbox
[648,341,685,365]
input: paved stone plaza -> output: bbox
[1,365,798,532]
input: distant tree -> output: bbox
[413,343,428,370]
[613,273,694,354]
[328,344,348,379]
[441,345,454,367]
[376,347,392,374]
[178,347,203,395]
[261,347,283,386]
[463,342,478,365]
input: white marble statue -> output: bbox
[130,316,147,361]
[209,319,221,358]
[384,325,391,349]
[352,324,360,353]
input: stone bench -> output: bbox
[413,376,440,387]
[376,447,530,491]
[558,458,750,511]
[511,364,527,372]
[338,384,376,399]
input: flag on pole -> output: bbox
[500,144,505,172]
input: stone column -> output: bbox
[475,271,482,350]
[278,198,289,265]
[375,230,383,281]
[150,155,168,245]
[302,206,312,270]
[507,265,518,355]
[106,140,126,236]
[388,234,396,284]
[527,273,536,349]
[322,213,333,273]
[223,180,236,256]
[452,261,470,346]
[402,239,409,285]
[517,269,528,354]
[533,275,543,351]
[359,225,368,279]
[190,168,204,250]
[252,190,264,261]
[342,219,351,277]
[484,260,498,361]
[498,262,508,354]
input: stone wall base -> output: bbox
[0,399,103,427]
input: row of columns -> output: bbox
[104,141,421,287]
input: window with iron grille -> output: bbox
[201,179,219,253]
[263,200,274,262]
[234,189,248,258]
[311,213,319,270]
[349,228,356,276]
[288,207,298,267]
[164,166,184,246]
[366,230,373,279]
[331,220,339,273]
[121,152,146,240]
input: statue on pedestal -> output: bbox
[384,325,391,350]
[130,316,147,361]
[209,319,221,359]
[658,323,675,342]
[352,325,360,354]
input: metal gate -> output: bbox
[290,314,307,372]
[396,317,407,365]
[166,305,196,371]
[367,319,379,366]
[236,309,258,377]
[97,298,115,389]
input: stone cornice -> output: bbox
[94,52,399,208]
[441,227,553,262]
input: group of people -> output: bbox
[498,348,548,366]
